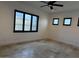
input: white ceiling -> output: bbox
[23,1,79,14]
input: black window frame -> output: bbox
[52,18,59,25]
[63,18,72,26]
[14,9,39,32]
[77,18,79,26]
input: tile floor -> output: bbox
[0,40,79,58]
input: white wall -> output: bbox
[0,2,48,46]
[48,9,79,47]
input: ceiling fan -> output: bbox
[40,1,63,10]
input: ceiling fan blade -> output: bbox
[40,1,48,4]
[53,4,63,7]
[48,1,56,5]
[40,5,48,7]
[51,1,56,4]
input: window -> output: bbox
[14,10,39,32]
[63,18,72,26]
[77,18,79,26]
[52,18,59,25]
[15,11,23,31]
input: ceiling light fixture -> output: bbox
[50,6,53,10]
[50,6,54,12]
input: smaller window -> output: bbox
[63,18,72,26]
[77,18,79,26]
[52,18,59,25]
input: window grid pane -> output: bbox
[24,14,31,31]
[63,18,72,26]
[54,19,58,24]
[64,19,71,24]
[52,18,59,25]
[32,16,37,31]
[15,12,23,31]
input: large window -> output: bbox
[14,10,39,32]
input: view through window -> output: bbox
[14,10,39,32]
